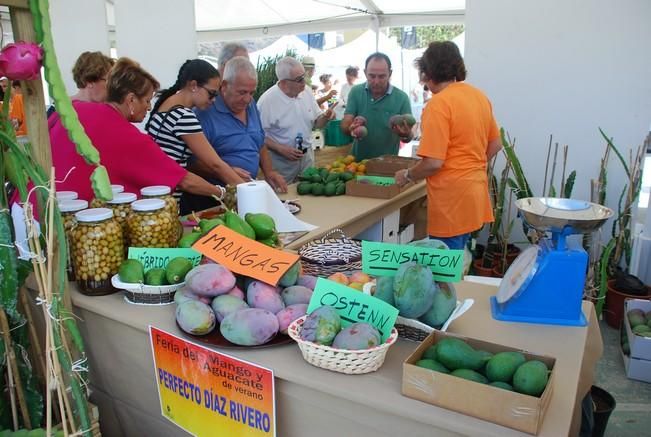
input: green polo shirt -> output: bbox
[345,83,412,160]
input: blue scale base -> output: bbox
[490,237,588,327]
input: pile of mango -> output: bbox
[118,257,193,286]
[174,261,321,346]
[373,260,457,329]
[415,338,551,397]
[179,210,280,248]
[299,305,383,350]
[623,308,651,355]
[296,167,351,196]
[325,155,368,175]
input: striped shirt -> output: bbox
[146,106,203,167]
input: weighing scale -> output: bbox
[490,197,613,326]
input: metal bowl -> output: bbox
[516,197,613,234]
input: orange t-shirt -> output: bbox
[9,93,27,136]
[417,82,499,237]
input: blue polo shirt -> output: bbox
[195,95,265,184]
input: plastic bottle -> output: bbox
[295,132,306,154]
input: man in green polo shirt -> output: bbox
[341,52,413,160]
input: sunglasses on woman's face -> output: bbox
[201,86,219,99]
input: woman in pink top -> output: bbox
[50,58,223,201]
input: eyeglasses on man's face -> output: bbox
[201,85,219,99]
[286,74,306,83]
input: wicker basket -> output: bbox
[395,316,435,342]
[298,228,362,277]
[287,316,398,374]
[110,274,183,305]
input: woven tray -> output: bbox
[298,228,362,277]
[287,316,398,374]
[111,274,183,305]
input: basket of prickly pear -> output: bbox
[298,228,362,277]
[287,305,398,374]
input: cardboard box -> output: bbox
[365,155,420,176]
[621,342,651,383]
[398,223,415,244]
[402,331,555,435]
[355,211,400,243]
[345,179,413,199]
[624,299,651,361]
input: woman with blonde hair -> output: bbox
[47,51,114,118]
[50,57,224,202]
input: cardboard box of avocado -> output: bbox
[402,330,555,435]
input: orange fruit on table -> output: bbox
[343,155,355,165]
[357,164,366,174]
[345,163,358,172]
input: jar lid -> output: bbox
[107,192,137,204]
[111,184,125,194]
[56,191,78,200]
[141,185,171,196]
[58,199,88,212]
[131,198,165,212]
[75,208,113,222]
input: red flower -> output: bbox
[0,42,43,81]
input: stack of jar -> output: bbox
[90,184,124,208]
[106,192,137,253]
[140,185,181,245]
[127,199,175,248]
[70,208,124,295]
[59,199,88,281]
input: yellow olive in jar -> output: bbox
[127,199,175,248]
[71,208,124,295]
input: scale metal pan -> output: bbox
[516,197,613,234]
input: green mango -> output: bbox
[199,217,224,234]
[224,210,256,240]
[119,259,144,283]
[485,351,526,383]
[145,268,169,285]
[512,360,549,397]
[297,182,313,195]
[416,358,450,374]
[178,232,203,248]
[451,368,488,384]
[435,337,488,371]
[245,212,276,240]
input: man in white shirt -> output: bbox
[257,57,335,183]
[339,65,359,109]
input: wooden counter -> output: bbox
[280,181,427,250]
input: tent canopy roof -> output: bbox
[195,0,465,41]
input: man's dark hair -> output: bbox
[364,52,392,71]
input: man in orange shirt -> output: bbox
[9,81,27,136]
[395,41,502,250]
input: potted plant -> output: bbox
[594,129,648,328]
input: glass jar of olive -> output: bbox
[71,208,124,295]
[59,199,88,281]
[127,199,175,248]
[90,184,125,208]
[106,192,137,252]
[56,191,78,201]
[140,185,181,245]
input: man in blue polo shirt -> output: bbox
[183,56,287,212]
[341,52,413,160]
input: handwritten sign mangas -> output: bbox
[150,327,276,436]
[192,225,299,285]
[128,248,202,271]
[307,278,399,342]
[361,241,464,282]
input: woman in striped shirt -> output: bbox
[146,59,245,198]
